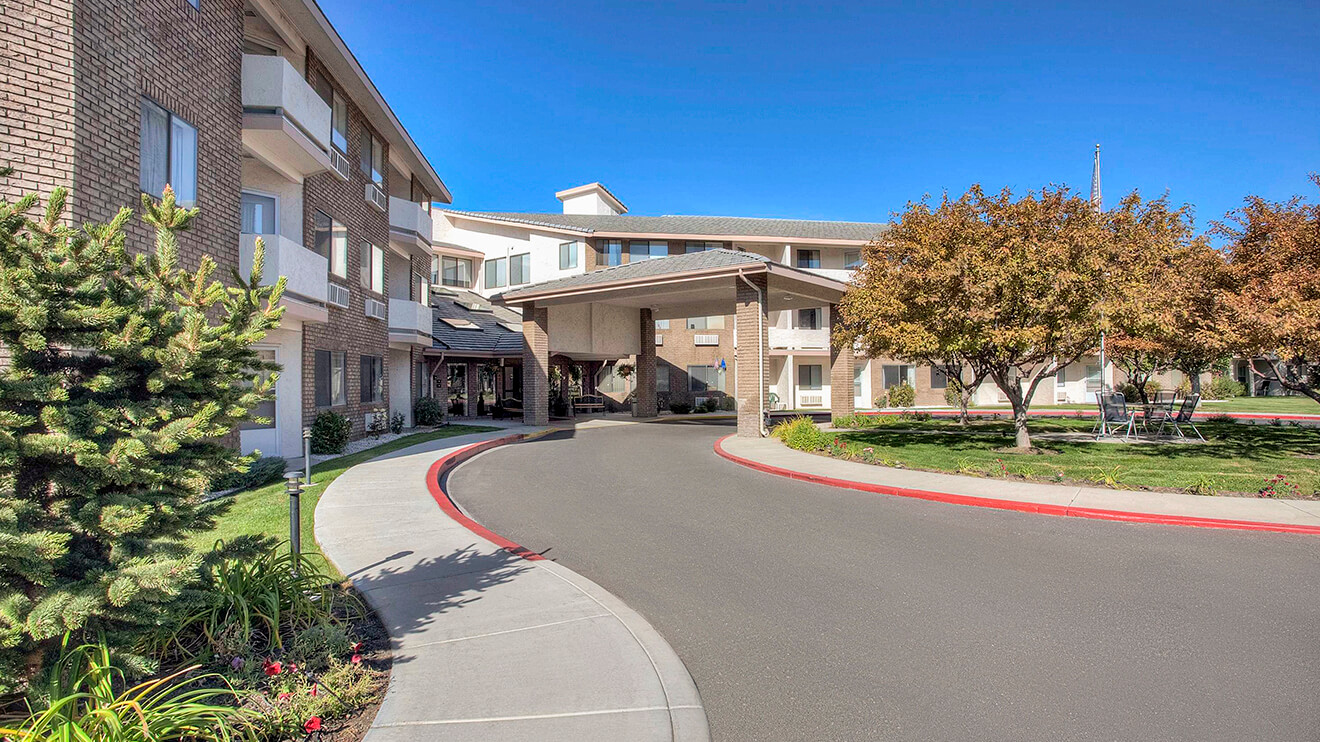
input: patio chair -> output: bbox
[1156,394,1204,441]
[1094,392,1137,441]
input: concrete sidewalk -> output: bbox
[315,427,709,742]
[719,435,1320,533]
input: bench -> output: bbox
[572,394,606,415]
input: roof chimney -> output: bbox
[555,183,627,216]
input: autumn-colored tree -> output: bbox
[839,185,1193,449]
[1105,208,1227,403]
[1212,176,1320,404]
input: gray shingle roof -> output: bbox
[430,288,524,355]
[498,249,772,300]
[442,210,885,242]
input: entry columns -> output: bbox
[735,273,769,437]
[636,308,657,417]
[828,302,855,423]
[465,361,480,417]
[523,303,550,426]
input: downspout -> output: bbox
[737,271,769,437]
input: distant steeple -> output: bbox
[1090,144,1102,210]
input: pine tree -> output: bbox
[0,173,285,693]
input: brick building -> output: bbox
[3,0,449,457]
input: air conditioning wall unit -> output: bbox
[694,334,719,346]
[365,297,386,320]
[327,282,350,308]
[365,182,387,212]
[655,335,664,346]
[800,393,823,407]
[329,149,351,181]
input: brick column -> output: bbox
[828,303,855,423]
[735,273,769,437]
[465,361,480,417]
[636,308,657,417]
[437,362,450,422]
[523,304,550,426]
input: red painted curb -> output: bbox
[713,435,1320,536]
[426,433,547,561]
[857,409,1320,422]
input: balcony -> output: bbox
[388,298,433,347]
[768,326,830,353]
[241,54,334,181]
[388,196,434,258]
[239,234,328,323]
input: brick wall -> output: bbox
[72,0,244,270]
[300,49,391,437]
[1,0,76,208]
[734,273,769,437]
[522,304,550,425]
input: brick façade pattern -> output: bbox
[734,273,769,437]
[522,303,550,426]
[828,302,855,421]
[1,0,76,209]
[299,49,392,437]
[636,308,656,417]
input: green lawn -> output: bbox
[190,425,497,575]
[832,417,1320,497]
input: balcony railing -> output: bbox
[239,234,328,321]
[241,54,334,180]
[388,298,433,345]
[388,196,433,246]
[768,326,830,351]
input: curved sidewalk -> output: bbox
[315,427,709,742]
[717,435,1320,535]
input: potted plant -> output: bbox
[615,362,636,414]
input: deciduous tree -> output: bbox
[1213,176,1320,404]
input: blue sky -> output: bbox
[323,0,1320,229]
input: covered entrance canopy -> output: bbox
[496,249,853,436]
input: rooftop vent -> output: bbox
[440,317,481,331]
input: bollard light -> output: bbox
[285,472,303,565]
[302,427,313,485]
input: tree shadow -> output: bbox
[347,544,535,666]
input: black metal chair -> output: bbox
[1156,394,1204,441]
[1094,392,1137,441]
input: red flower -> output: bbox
[310,682,319,697]
[303,717,322,733]
[263,660,282,676]
[288,662,299,674]
[350,653,362,665]
[277,692,292,702]
[350,642,363,653]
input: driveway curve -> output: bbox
[448,421,1320,742]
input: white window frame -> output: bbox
[484,257,507,289]
[510,252,531,285]
[360,242,384,295]
[630,240,667,261]
[603,239,623,266]
[799,364,823,391]
[559,241,578,270]
[239,189,279,235]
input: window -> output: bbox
[240,349,277,431]
[602,240,623,266]
[597,363,621,394]
[930,366,949,389]
[686,315,725,330]
[312,210,348,278]
[689,365,725,393]
[686,241,721,253]
[359,129,383,185]
[559,242,578,270]
[441,256,472,287]
[655,319,669,330]
[510,253,531,285]
[484,258,507,289]
[844,249,863,269]
[314,350,346,407]
[656,364,670,392]
[630,240,667,261]
[331,91,348,153]
[799,364,823,391]
[1085,365,1102,392]
[360,355,383,403]
[139,98,197,207]
[240,192,276,234]
[883,364,914,389]
[795,249,821,269]
[795,308,822,330]
[359,242,383,294]
[854,364,863,398]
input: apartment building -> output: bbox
[433,183,893,410]
[3,0,448,457]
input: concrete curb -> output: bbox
[316,428,710,742]
[714,434,1320,536]
[857,409,1320,423]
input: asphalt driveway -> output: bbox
[447,421,1320,741]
